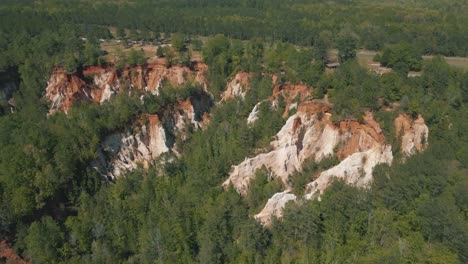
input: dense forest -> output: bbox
[0,1,467,263]
[1,0,468,58]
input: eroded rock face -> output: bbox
[223,102,335,195]
[93,93,212,179]
[222,71,314,127]
[160,93,213,143]
[45,70,91,113]
[302,112,394,199]
[93,115,169,179]
[45,62,211,178]
[86,68,120,103]
[1,81,18,113]
[45,63,208,113]
[221,72,252,100]
[222,71,313,114]
[223,99,429,225]
[247,102,261,125]
[254,191,297,226]
[271,83,312,117]
[304,145,393,199]
[395,114,428,156]
[0,240,28,264]
[223,102,391,196]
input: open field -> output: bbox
[100,41,161,64]
[433,56,468,70]
[100,40,202,64]
[359,50,468,71]
[329,49,468,74]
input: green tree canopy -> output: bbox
[377,42,423,75]
[171,33,185,52]
[337,28,358,63]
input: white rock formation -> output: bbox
[223,109,338,195]
[255,191,297,226]
[221,72,252,101]
[99,116,169,179]
[289,102,298,110]
[147,118,171,158]
[247,102,261,125]
[93,71,120,103]
[172,102,198,133]
[304,145,393,199]
[94,93,212,179]
[395,114,429,156]
[254,112,429,225]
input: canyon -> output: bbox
[44,66,429,225]
[45,63,211,179]
[45,62,207,114]
[220,74,429,226]
[91,93,212,179]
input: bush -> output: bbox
[379,42,423,75]
[171,33,185,52]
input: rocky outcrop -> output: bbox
[45,70,91,113]
[86,68,120,103]
[254,191,297,226]
[93,92,212,179]
[223,102,335,195]
[222,71,314,125]
[93,115,169,179]
[0,240,28,264]
[271,83,312,117]
[247,102,262,125]
[160,93,212,142]
[223,102,391,196]
[0,81,17,113]
[303,112,393,199]
[395,114,428,156]
[221,72,252,100]
[44,62,211,177]
[223,100,429,225]
[246,83,313,125]
[45,62,208,113]
[304,145,393,199]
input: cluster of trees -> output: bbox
[375,42,423,76]
[114,48,146,69]
[201,34,326,100]
[336,28,358,63]
[0,8,106,75]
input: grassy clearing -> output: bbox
[329,49,468,74]
[100,41,160,63]
[100,39,202,65]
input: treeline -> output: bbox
[2,0,468,56]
